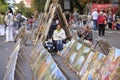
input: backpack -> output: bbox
[16,14,22,22]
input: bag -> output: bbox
[104,20,107,25]
[62,39,66,44]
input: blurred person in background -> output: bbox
[0,12,5,36]
[97,11,106,38]
[16,11,22,29]
[4,7,14,42]
[92,8,99,31]
[107,12,113,30]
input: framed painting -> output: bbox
[32,50,48,76]
[83,52,106,80]
[36,54,52,80]
[79,51,95,76]
[61,37,76,57]
[30,44,43,67]
[40,61,67,80]
[71,44,91,72]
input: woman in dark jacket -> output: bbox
[78,26,93,43]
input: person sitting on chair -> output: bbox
[53,24,66,52]
[78,25,93,44]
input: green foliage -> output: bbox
[0,0,6,4]
[0,0,8,13]
[15,1,32,17]
[23,7,32,18]
[31,0,46,12]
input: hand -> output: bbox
[58,36,61,38]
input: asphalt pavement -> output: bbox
[93,30,120,49]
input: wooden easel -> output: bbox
[94,39,112,55]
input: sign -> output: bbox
[64,0,70,10]
[112,0,119,6]
[91,4,119,14]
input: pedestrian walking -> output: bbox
[107,12,113,30]
[92,8,99,31]
[0,12,5,36]
[97,11,106,38]
[4,7,14,42]
[16,11,22,29]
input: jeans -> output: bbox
[55,40,63,51]
[93,20,97,30]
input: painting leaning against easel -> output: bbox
[82,51,105,80]
[36,54,52,80]
[61,38,76,57]
[70,43,91,73]
[40,60,67,80]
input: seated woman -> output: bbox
[53,24,66,52]
[78,26,93,44]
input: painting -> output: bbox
[36,55,52,80]
[32,50,48,76]
[83,52,106,80]
[79,51,95,76]
[40,61,67,80]
[61,38,76,57]
[72,44,91,72]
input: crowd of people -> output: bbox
[64,8,120,40]
[0,7,38,43]
[66,8,120,31]
[0,7,120,52]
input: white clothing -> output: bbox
[5,13,14,42]
[0,24,5,36]
[5,13,14,25]
[91,11,99,20]
[5,26,14,41]
[56,20,59,24]
[113,14,116,21]
[87,14,92,21]
[53,29,66,41]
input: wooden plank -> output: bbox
[14,27,25,42]
[3,39,21,80]
[44,0,51,12]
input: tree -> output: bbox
[15,1,32,17]
[0,0,6,4]
[31,0,46,12]
[0,0,8,12]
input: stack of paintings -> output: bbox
[3,39,26,80]
[30,42,68,80]
[59,38,120,80]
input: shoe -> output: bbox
[4,41,9,43]
[9,41,14,43]
[98,36,101,39]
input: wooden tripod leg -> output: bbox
[94,40,99,49]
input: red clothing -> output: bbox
[97,15,106,24]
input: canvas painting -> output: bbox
[72,45,91,72]
[40,61,67,80]
[36,55,52,80]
